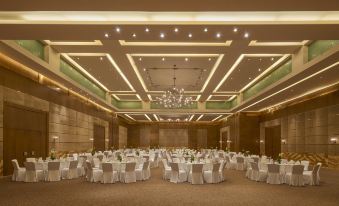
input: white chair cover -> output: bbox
[62,160,78,179]
[85,160,103,183]
[47,161,61,182]
[189,164,204,184]
[136,161,151,181]
[169,162,187,183]
[285,165,305,186]
[101,163,119,184]
[26,158,36,162]
[303,163,321,186]
[161,159,171,180]
[300,160,310,171]
[219,160,227,181]
[266,164,282,184]
[120,162,137,183]
[249,162,267,182]
[24,162,44,182]
[11,159,26,182]
[236,157,245,171]
[203,163,220,184]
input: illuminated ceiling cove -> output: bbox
[0,1,339,122]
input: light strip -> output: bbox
[236,61,339,112]
[239,54,290,92]
[212,115,223,121]
[106,54,135,92]
[2,11,339,24]
[119,40,232,46]
[189,115,195,121]
[259,82,339,112]
[61,53,109,91]
[147,94,153,101]
[112,94,121,100]
[249,40,309,46]
[136,94,142,101]
[130,54,219,57]
[144,114,152,121]
[207,94,234,101]
[153,114,159,121]
[125,114,136,121]
[196,95,201,101]
[200,54,224,92]
[44,40,102,46]
[126,54,149,93]
[196,114,204,121]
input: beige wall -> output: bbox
[118,125,127,148]
[0,85,109,176]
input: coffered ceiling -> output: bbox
[0,1,339,122]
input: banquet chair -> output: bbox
[300,160,310,171]
[26,158,36,162]
[77,157,86,176]
[188,164,204,184]
[204,163,221,184]
[266,164,282,184]
[169,162,187,183]
[225,156,232,169]
[47,161,61,182]
[62,160,78,179]
[252,157,259,164]
[24,162,44,182]
[120,162,137,183]
[11,159,26,182]
[92,157,101,168]
[219,161,227,181]
[285,165,305,186]
[249,162,267,182]
[303,163,321,186]
[101,163,119,184]
[136,161,150,181]
[97,154,104,162]
[85,160,103,183]
[161,159,171,180]
[245,161,253,179]
[236,157,245,171]
[150,154,159,168]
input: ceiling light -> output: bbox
[100,57,103,61]
[258,68,261,71]
[208,58,211,61]
[249,77,252,80]
[115,27,120,32]
[160,33,165,38]
[188,33,193,38]
[233,27,238,32]
[104,33,109,38]
[216,33,221,38]
[139,57,142,61]
[271,57,275,61]
[145,28,150,32]
[132,33,136,38]
[244,32,249,38]
[162,57,165,61]
[143,68,146,71]
[204,28,208,32]
[185,58,188,61]
[174,28,179,32]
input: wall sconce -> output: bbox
[89,138,94,141]
[260,140,264,144]
[105,139,109,142]
[281,139,287,144]
[226,140,232,143]
[330,137,338,144]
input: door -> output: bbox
[3,102,48,175]
[93,124,105,151]
[265,125,281,159]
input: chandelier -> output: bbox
[156,66,194,109]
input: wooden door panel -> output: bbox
[93,124,105,151]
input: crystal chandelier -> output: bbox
[156,66,194,109]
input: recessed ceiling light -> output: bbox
[145,28,150,32]
[174,28,179,32]
[271,57,275,61]
[258,68,261,71]
[115,27,121,33]
[185,58,189,61]
[162,57,165,61]
[132,33,136,38]
[104,33,109,38]
[160,33,165,38]
[139,57,142,61]
[100,57,103,61]
[188,33,193,38]
[259,58,262,61]
[143,68,146,71]
[216,33,221,38]
[249,77,252,80]
[244,32,249,38]
[204,28,208,32]
[208,58,211,61]
[233,27,238,32]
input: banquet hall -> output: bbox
[0,1,339,206]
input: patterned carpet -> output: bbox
[0,166,338,206]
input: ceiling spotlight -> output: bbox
[188,33,193,38]
[249,77,252,80]
[244,32,249,38]
[216,33,221,38]
[104,33,109,38]
[258,68,261,72]
[174,28,179,32]
[115,27,121,33]
[132,33,136,38]
[271,57,275,61]
[160,33,165,38]
[185,58,188,61]
[204,28,208,32]
[233,27,238,32]
[162,57,165,61]
[100,57,103,61]
[208,58,211,61]
[139,57,142,61]
[143,68,146,71]
[145,28,150,32]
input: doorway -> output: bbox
[265,125,281,159]
[93,124,105,151]
[3,102,48,175]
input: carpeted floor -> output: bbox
[0,167,339,206]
